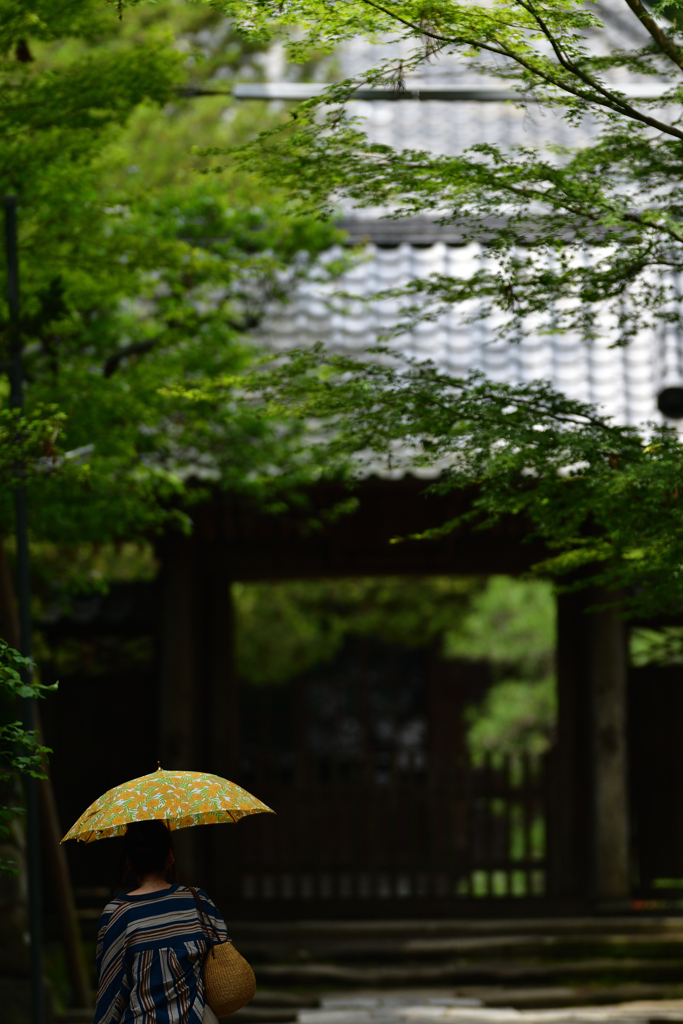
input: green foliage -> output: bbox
[235,573,556,760]
[467,677,556,760]
[234,575,480,685]
[0,0,345,868]
[445,576,556,759]
[445,576,555,675]
[213,346,683,617]
[0,0,343,556]
[0,404,66,483]
[630,626,683,666]
[184,0,683,346]
[0,639,55,873]
[153,0,683,617]
[29,541,159,604]
[97,0,331,191]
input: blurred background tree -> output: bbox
[445,578,556,762]
[234,574,557,760]
[0,4,344,1011]
[0,0,343,594]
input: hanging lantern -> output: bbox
[657,387,683,419]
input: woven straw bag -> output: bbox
[190,887,256,1018]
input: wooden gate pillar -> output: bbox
[548,591,630,904]
[590,600,630,902]
[547,591,593,901]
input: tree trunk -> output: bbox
[0,538,92,1009]
[591,599,630,902]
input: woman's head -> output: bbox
[121,819,175,881]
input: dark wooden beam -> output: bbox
[337,216,629,248]
[191,478,546,581]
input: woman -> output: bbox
[94,819,228,1024]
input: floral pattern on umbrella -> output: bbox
[62,767,274,843]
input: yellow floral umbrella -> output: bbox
[62,767,274,843]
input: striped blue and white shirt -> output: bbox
[95,885,229,1024]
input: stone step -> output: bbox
[54,1011,293,1024]
[299,993,683,1020]
[253,993,321,1008]
[235,919,683,966]
[404,937,683,957]
[51,988,683,1024]
[230,1009,298,1022]
[58,918,683,1024]
[233,919,683,940]
[242,936,683,965]
[254,961,683,988]
[54,988,319,1024]
[460,986,683,1010]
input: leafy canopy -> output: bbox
[0,0,346,850]
[0,642,53,790]
[235,575,481,686]
[12,0,683,619]
[0,633,55,875]
[0,0,343,553]
[136,0,683,616]
[191,0,683,345]
[234,574,555,759]
[204,345,683,618]
[447,577,556,760]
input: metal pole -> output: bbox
[4,194,44,1024]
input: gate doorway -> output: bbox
[227,637,548,916]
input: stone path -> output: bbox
[299,996,683,1024]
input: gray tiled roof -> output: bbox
[260,16,674,428]
[261,240,666,427]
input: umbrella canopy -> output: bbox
[62,767,274,843]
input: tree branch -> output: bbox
[518,0,683,136]
[356,0,683,141]
[620,0,683,74]
[103,339,158,378]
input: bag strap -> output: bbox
[188,886,221,955]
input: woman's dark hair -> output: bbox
[116,819,177,892]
